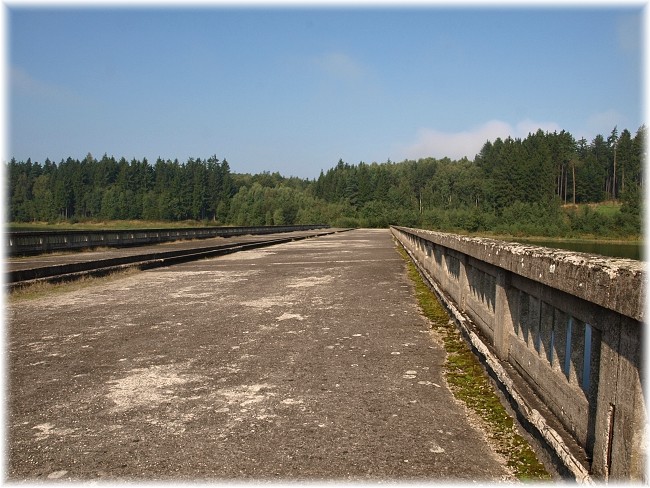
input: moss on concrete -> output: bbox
[397,244,551,481]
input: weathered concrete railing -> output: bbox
[7,225,328,256]
[391,226,645,481]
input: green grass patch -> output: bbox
[396,244,551,481]
[590,201,621,217]
[8,268,140,302]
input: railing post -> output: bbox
[458,254,469,313]
[494,269,516,361]
[591,315,645,480]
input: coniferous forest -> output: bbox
[6,126,644,238]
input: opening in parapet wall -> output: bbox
[564,317,573,379]
[582,324,592,393]
[445,254,460,280]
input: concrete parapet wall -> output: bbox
[391,225,645,481]
[7,225,328,256]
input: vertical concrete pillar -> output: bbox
[591,317,621,479]
[591,315,645,481]
[458,254,469,313]
[494,269,516,361]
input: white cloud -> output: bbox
[399,119,562,161]
[585,110,629,136]
[314,51,365,82]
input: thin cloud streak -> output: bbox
[313,51,365,82]
[585,109,629,136]
[10,66,78,103]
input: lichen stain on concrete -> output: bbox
[276,313,306,321]
[47,470,69,479]
[218,250,277,261]
[181,269,260,278]
[33,423,76,440]
[106,362,205,412]
[241,296,296,309]
[209,384,282,428]
[215,383,276,407]
[287,276,334,288]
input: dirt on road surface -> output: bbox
[7,229,516,481]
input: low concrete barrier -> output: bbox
[7,225,328,256]
[391,225,645,481]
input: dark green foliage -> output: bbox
[494,201,568,237]
[6,126,644,238]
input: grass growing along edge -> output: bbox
[7,268,141,302]
[396,243,552,481]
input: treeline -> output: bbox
[311,126,644,236]
[8,155,235,222]
[6,126,644,238]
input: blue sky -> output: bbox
[7,5,645,179]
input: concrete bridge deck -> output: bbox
[7,229,515,481]
[6,228,340,274]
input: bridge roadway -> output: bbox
[7,229,515,481]
[6,228,339,275]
